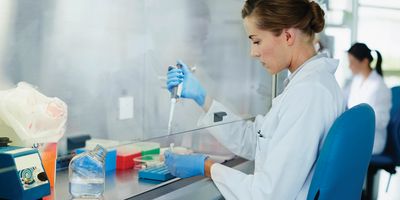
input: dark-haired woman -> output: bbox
[347,43,391,155]
[165,0,345,199]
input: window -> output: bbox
[357,5,400,86]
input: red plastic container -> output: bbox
[116,146,141,170]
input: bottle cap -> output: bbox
[93,145,107,162]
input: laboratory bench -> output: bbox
[45,156,253,200]
[44,125,255,200]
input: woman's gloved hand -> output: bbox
[164,150,208,178]
[166,60,206,106]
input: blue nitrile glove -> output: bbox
[164,150,208,178]
[166,60,206,106]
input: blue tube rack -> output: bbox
[138,165,175,181]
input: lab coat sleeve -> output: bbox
[198,100,264,160]
[342,78,352,103]
[369,86,391,132]
[211,83,336,200]
[367,85,392,154]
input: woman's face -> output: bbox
[348,54,367,75]
[243,16,290,74]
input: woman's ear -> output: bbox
[361,58,370,66]
[282,28,296,46]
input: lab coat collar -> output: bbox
[284,53,326,88]
[284,53,339,89]
[367,70,380,81]
[352,70,380,85]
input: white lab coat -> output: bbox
[198,55,346,200]
[347,70,391,154]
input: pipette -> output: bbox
[167,98,176,135]
[167,64,183,135]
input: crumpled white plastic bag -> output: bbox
[0,82,67,146]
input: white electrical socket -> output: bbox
[118,96,134,120]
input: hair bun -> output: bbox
[309,1,325,33]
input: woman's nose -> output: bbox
[250,48,260,58]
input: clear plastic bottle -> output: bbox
[69,145,107,198]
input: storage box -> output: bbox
[116,145,141,170]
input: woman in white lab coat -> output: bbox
[346,43,391,155]
[165,0,346,199]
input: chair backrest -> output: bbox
[385,107,400,165]
[307,103,375,200]
[390,86,400,118]
[382,86,400,165]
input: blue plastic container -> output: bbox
[75,148,116,172]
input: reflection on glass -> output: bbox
[0,0,273,156]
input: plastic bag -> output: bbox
[0,82,67,147]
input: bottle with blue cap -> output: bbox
[69,145,107,198]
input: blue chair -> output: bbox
[307,103,375,200]
[365,86,400,199]
[390,86,400,117]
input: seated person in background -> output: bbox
[346,42,392,155]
